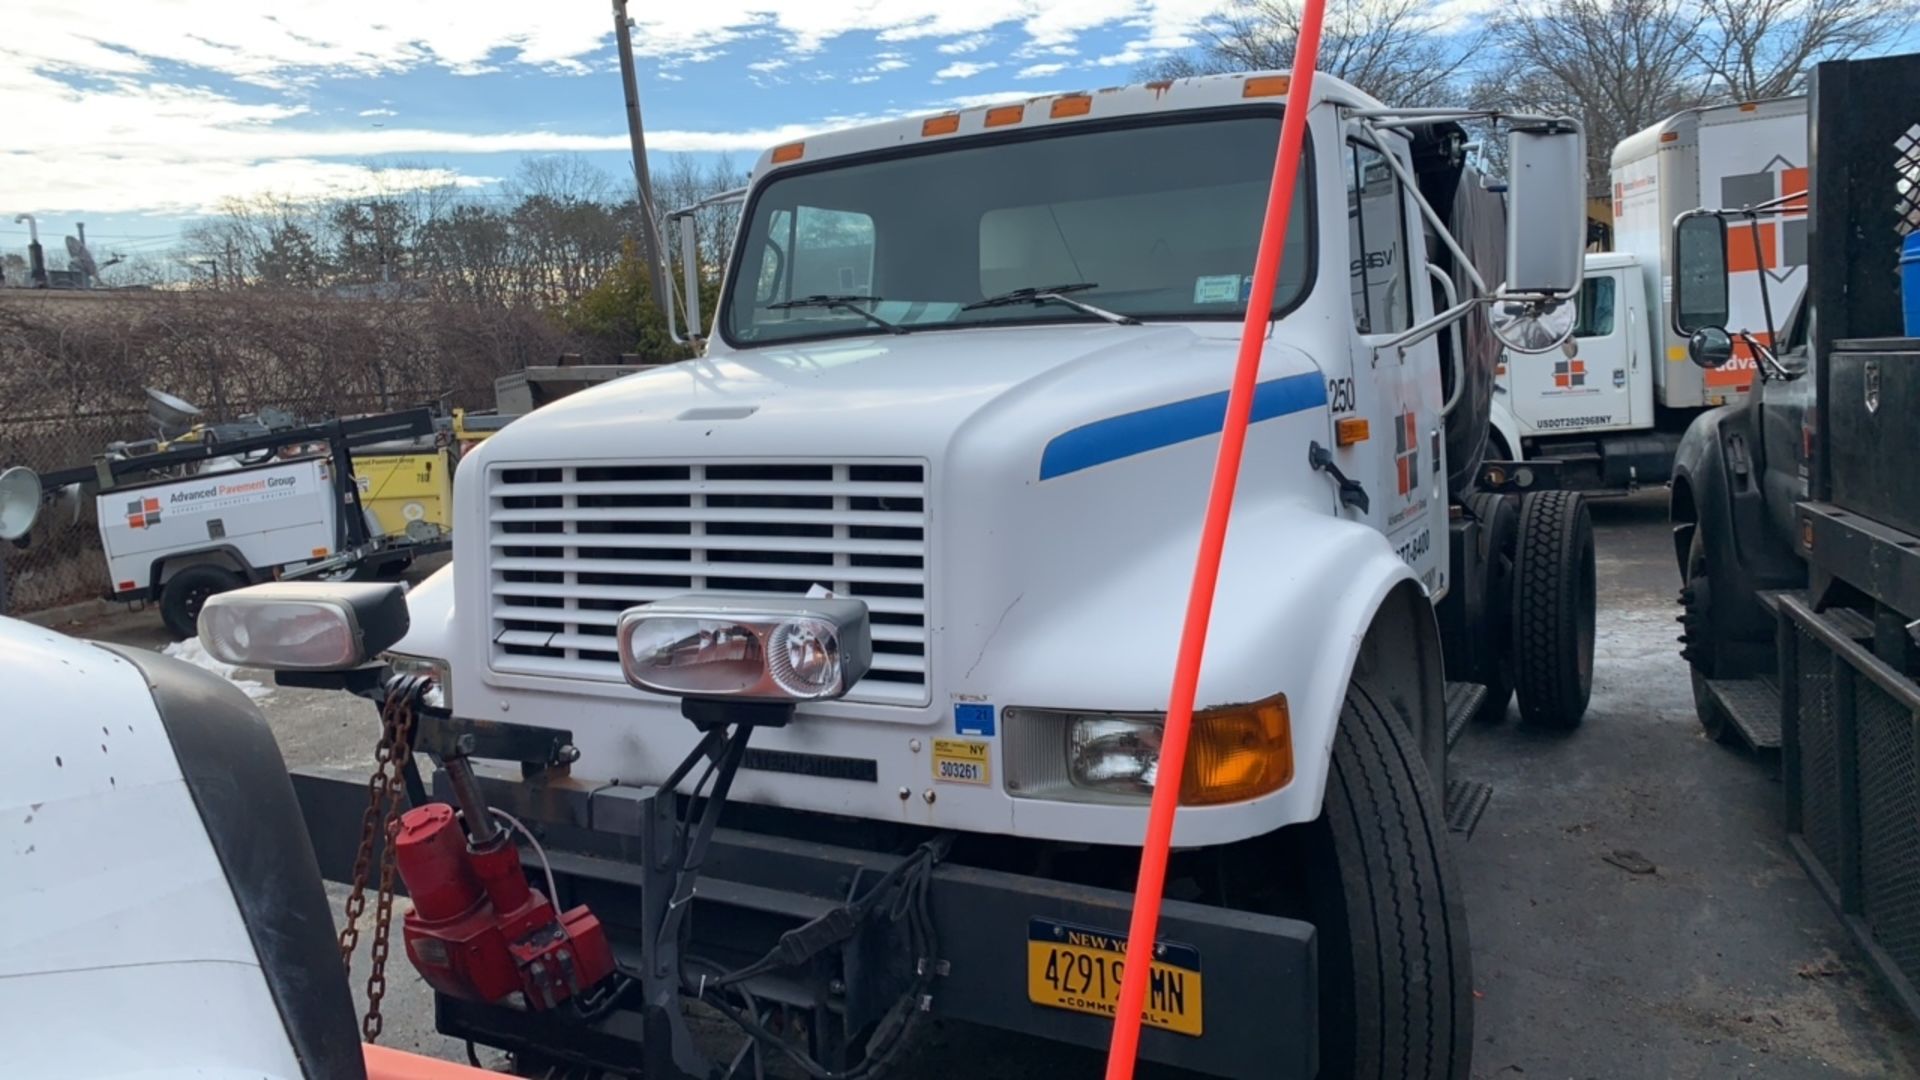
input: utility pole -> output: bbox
[612,0,671,318]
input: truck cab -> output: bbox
[209,71,1593,1080]
[1490,96,1809,493]
[1495,252,1654,447]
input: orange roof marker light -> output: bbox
[1242,75,1290,98]
[922,114,960,137]
[985,104,1025,127]
[770,142,805,164]
[1051,95,1093,119]
[1660,131,1680,143]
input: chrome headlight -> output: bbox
[1006,697,1293,806]
[616,595,871,702]
[384,653,450,709]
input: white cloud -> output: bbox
[1,0,1271,217]
[936,33,994,54]
[934,60,998,81]
[942,89,1063,109]
[4,2,1244,83]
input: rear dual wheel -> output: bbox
[1510,490,1596,728]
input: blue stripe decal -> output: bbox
[1039,371,1328,480]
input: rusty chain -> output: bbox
[336,678,422,1043]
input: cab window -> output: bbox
[1346,139,1411,335]
[1574,275,1616,338]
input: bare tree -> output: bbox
[1690,0,1906,100]
[1481,0,1708,192]
[1149,0,1483,105]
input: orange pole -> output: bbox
[364,1043,499,1079]
[1100,14,1330,1080]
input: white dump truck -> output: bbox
[1490,96,1808,490]
[203,72,1593,1079]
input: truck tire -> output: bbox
[1679,531,1735,743]
[1311,678,1475,1080]
[1511,490,1596,727]
[1464,492,1517,724]
[160,564,244,639]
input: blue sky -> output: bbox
[2,0,1293,271]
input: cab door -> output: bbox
[1508,270,1639,434]
[1334,129,1446,594]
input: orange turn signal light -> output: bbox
[1051,95,1092,118]
[1242,75,1290,98]
[922,114,960,137]
[1335,417,1370,447]
[771,142,805,163]
[985,104,1024,127]
[1180,696,1293,806]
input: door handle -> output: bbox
[1309,442,1370,514]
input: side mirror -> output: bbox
[1688,327,1734,370]
[1672,212,1730,336]
[1503,121,1586,297]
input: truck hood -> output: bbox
[478,323,1305,465]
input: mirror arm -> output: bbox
[1382,296,1481,357]
[1426,265,1468,417]
[1747,222,1778,363]
[1354,127,1489,295]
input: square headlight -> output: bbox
[616,595,871,702]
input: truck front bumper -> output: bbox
[293,764,1318,1078]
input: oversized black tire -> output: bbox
[1464,492,1518,724]
[1263,679,1473,1079]
[159,563,244,639]
[1511,490,1596,727]
[1679,530,1735,743]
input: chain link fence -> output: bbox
[0,289,582,615]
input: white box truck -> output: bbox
[1491,97,1808,490]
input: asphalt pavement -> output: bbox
[58,492,1920,1078]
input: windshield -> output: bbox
[723,112,1313,346]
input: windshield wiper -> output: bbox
[960,283,1140,326]
[763,294,904,334]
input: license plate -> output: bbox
[1026,918,1203,1037]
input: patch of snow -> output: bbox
[161,637,273,700]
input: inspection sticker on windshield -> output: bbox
[932,739,990,785]
[1192,274,1244,304]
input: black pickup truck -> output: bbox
[1665,51,1920,1024]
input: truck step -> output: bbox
[1705,678,1783,750]
[1444,681,1491,749]
[1444,778,1494,839]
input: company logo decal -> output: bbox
[125,497,161,530]
[1722,156,1808,283]
[1553,358,1587,389]
[1394,410,1419,496]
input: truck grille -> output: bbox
[486,461,930,706]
